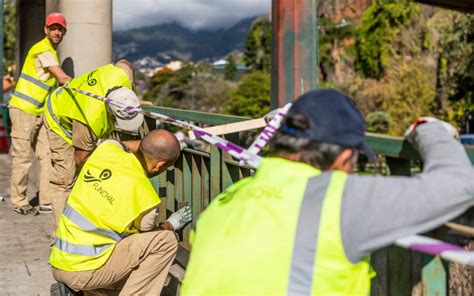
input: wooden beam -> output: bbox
[188,118,267,140]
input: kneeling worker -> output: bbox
[44,59,141,230]
[50,129,192,294]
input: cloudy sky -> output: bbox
[113,0,271,31]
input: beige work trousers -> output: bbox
[44,121,76,232]
[9,107,50,207]
[52,230,179,296]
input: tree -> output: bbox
[225,71,270,118]
[365,111,392,134]
[224,54,237,81]
[143,62,234,113]
[355,0,417,79]
[243,16,272,73]
[3,1,16,73]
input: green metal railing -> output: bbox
[137,106,473,295]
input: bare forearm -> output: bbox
[47,65,71,85]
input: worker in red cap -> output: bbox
[8,12,71,216]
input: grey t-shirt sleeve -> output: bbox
[340,122,474,263]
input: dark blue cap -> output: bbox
[280,89,377,161]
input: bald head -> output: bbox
[141,129,181,166]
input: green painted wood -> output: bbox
[387,246,412,296]
[371,248,388,296]
[202,157,211,210]
[142,105,249,125]
[271,0,318,108]
[174,157,184,207]
[209,146,221,200]
[182,154,192,242]
[191,154,202,228]
[366,133,474,163]
[385,157,412,295]
[166,168,175,212]
[422,256,447,296]
[158,173,168,223]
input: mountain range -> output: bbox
[112,16,258,64]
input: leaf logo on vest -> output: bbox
[84,169,112,183]
[87,70,97,86]
[83,169,115,205]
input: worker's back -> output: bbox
[181,157,372,295]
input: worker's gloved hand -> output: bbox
[167,206,192,231]
[404,117,459,144]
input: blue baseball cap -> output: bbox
[280,89,377,161]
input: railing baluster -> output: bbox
[210,146,221,200]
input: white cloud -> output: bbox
[113,0,271,31]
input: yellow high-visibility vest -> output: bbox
[10,37,59,115]
[44,64,131,144]
[49,141,160,271]
[181,157,374,295]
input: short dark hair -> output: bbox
[269,112,357,169]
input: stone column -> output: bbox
[47,0,112,77]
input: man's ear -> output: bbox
[153,160,169,175]
[329,149,355,173]
[44,26,48,35]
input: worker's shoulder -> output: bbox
[97,139,126,151]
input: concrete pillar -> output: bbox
[47,0,112,77]
[271,0,319,108]
[15,0,46,78]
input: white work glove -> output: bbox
[404,117,459,144]
[167,206,192,231]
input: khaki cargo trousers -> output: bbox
[44,119,76,232]
[9,107,50,207]
[52,230,179,296]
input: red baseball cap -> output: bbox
[46,13,67,29]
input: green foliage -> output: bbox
[365,111,392,134]
[224,55,237,81]
[3,1,16,73]
[439,14,474,127]
[319,17,356,80]
[226,71,270,117]
[143,62,234,113]
[355,0,417,79]
[244,16,272,73]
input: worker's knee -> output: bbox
[150,230,178,254]
[162,230,179,249]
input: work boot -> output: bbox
[13,205,39,216]
[39,203,53,213]
[50,282,84,296]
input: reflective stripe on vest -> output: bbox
[63,204,126,242]
[46,91,72,140]
[49,142,161,272]
[287,172,332,295]
[20,73,53,91]
[180,158,371,295]
[53,237,113,257]
[12,90,44,107]
[9,37,58,115]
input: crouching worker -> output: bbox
[49,129,192,295]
